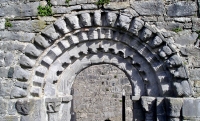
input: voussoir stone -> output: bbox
[10,87,27,99]
[131,0,165,16]
[19,55,35,68]
[167,2,197,17]
[167,55,182,67]
[24,44,41,57]
[13,66,30,81]
[16,100,31,115]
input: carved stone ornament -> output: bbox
[15,100,31,115]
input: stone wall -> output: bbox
[0,0,200,121]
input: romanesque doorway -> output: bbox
[73,64,133,121]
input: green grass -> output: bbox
[66,0,70,6]
[5,18,12,28]
[172,27,182,33]
[96,0,110,6]
[37,0,53,16]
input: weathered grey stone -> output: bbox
[141,96,156,120]
[0,67,9,77]
[8,67,14,78]
[50,0,66,5]
[65,15,80,29]
[167,2,197,17]
[80,13,92,27]
[0,41,24,51]
[120,8,139,17]
[94,10,102,26]
[131,1,164,16]
[16,100,31,115]
[24,44,41,57]
[174,67,188,79]
[180,47,189,56]
[62,95,73,102]
[0,116,18,121]
[54,19,71,34]
[13,66,30,81]
[192,18,200,31]
[104,1,130,10]
[149,36,163,48]
[173,81,183,96]
[129,18,144,35]
[42,25,60,40]
[174,32,198,46]
[116,15,131,30]
[15,81,28,89]
[34,35,50,48]
[10,87,27,98]
[46,97,62,112]
[0,2,39,17]
[0,78,14,98]
[81,4,97,9]
[165,97,183,117]
[0,31,35,42]
[0,18,5,30]
[162,46,172,56]
[167,55,182,67]
[0,51,4,67]
[52,6,71,14]
[30,87,41,97]
[156,22,184,31]
[182,98,196,118]
[8,20,46,32]
[139,28,152,41]
[181,80,191,97]
[77,0,87,4]
[0,97,7,114]
[4,52,14,66]
[8,101,17,115]
[174,17,191,23]
[19,55,35,68]
[20,99,45,121]
[105,12,117,27]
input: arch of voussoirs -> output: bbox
[17,10,192,99]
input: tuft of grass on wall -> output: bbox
[97,0,110,6]
[66,0,70,6]
[196,30,200,39]
[5,18,12,28]
[37,0,53,16]
[172,27,182,33]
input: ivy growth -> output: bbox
[37,0,53,16]
[66,0,70,6]
[172,27,182,33]
[5,18,12,28]
[97,0,110,6]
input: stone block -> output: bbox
[8,20,46,32]
[0,98,7,114]
[0,18,5,30]
[0,2,39,17]
[80,13,92,27]
[16,100,32,115]
[44,82,56,96]
[65,15,80,29]
[52,6,70,14]
[30,87,42,97]
[104,12,117,27]
[42,25,60,41]
[167,2,197,17]
[19,55,35,68]
[4,52,14,66]
[54,19,71,34]
[182,98,196,119]
[81,4,97,9]
[8,101,17,115]
[0,31,35,42]
[24,44,41,57]
[10,87,27,99]
[165,97,183,118]
[131,1,165,16]
[0,116,18,121]
[13,66,30,81]
[20,99,46,121]
[0,67,9,77]
[192,18,200,31]
[116,14,131,30]
[104,1,130,10]
[167,55,182,67]
[174,32,198,46]
[0,79,14,98]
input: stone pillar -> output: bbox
[157,97,166,121]
[141,96,156,121]
[130,96,140,121]
[165,97,183,121]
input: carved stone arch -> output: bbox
[18,10,192,100]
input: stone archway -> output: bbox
[15,10,192,121]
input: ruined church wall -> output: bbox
[0,0,200,121]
